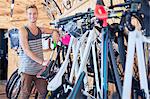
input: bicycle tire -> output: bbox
[9,75,39,99]
[8,74,20,98]
[9,75,21,99]
[6,69,18,98]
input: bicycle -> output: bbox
[95,1,147,99]
[121,1,150,98]
[30,1,149,99]
[99,0,149,98]
[6,69,18,98]
[47,9,125,99]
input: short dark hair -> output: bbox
[26,4,38,11]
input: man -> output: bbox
[18,4,59,99]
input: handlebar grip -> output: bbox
[58,12,89,22]
[50,41,62,50]
[50,21,68,28]
[50,10,94,27]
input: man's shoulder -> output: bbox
[18,26,28,35]
[37,26,44,33]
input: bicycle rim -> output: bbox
[8,74,20,98]
[10,76,21,99]
[44,0,62,20]
[6,69,18,98]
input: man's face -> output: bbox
[26,8,38,23]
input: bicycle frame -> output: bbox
[73,27,102,98]
[100,26,123,99]
[69,31,89,83]
[122,29,149,99]
[47,31,89,91]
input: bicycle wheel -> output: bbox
[9,75,39,99]
[42,0,62,20]
[9,75,21,99]
[6,69,18,98]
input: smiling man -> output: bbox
[18,4,59,99]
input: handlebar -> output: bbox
[50,10,94,27]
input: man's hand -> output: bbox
[37,60,49,78]
[42,60,49,66]
[52,30,60,42]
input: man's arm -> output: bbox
[40,27,59,34]
[19,27,43,65]
[40,27,60,42]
